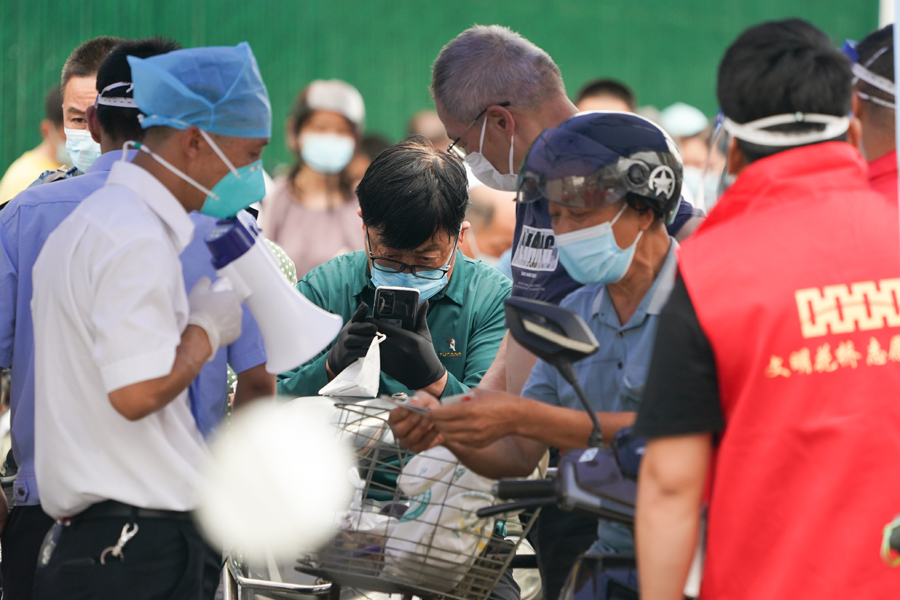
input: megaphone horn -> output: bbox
[205,213,342,374]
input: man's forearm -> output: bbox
[515,399,635,450]
[477,333,508,391]
[108,324,212,420]
[636,435,711,600]
[636,482,701,600]
[444,436,545,479]
[423,371,449,398]
[505,336,537,395]
[233,363,276,408]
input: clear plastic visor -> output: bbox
[694,113,733,212]
[517,129,632,209]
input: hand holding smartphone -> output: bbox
[373,286,419,331]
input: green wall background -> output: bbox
[0,0,879,173]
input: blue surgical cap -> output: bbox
[128,42,272,139]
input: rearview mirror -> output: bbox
[504,297,599,367]
[504,297,603,447]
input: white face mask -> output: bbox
[300,132,355,174]
[465,118,517,191]
[64,127,102,173]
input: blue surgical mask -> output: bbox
[64,127,101,172]
[367,231,457,302]
[124,130,266,220]
[555,204,642,285]
[371,269,448,303]
[300,132,355,174]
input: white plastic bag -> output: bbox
[381,446,496,591]
[319,333,385,398]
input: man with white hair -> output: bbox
[432,25,701,392]
[422,26,701,598]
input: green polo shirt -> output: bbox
[277,250,511,398]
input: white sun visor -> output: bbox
[722,113,850,147]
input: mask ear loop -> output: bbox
[198,129,241,179]
[124,140,219,200]
[478,117,488,154]
[611,202,643,252]
[610,201,629,225]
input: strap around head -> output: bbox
[94,82,138,108]
[853,63,896,97]
[722,113,850,147]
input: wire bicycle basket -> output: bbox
[294,397,539,600]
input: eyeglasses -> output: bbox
[365,230,460,280]
[446,101,511,160]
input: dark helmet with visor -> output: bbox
[518,111,684,225]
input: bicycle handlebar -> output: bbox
[476,498,555,518]
[493,478,556,500]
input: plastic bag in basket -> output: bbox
[326,467,397,573]
[382,446,495,591]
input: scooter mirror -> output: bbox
[504,297,604,447]
[504,297,599,366]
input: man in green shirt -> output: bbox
[277,135,511,399]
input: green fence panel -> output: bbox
[0,0,879,174]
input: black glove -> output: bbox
[326,303,379,375]
[370,300,447,390]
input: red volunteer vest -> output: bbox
[679,143,900,599]
[869,149,898,205]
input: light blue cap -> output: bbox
[128,42,271,139]
[659,102,709,139]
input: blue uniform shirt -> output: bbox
[521,239,678,554]
[0,150,266,506]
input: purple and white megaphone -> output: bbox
[205,213,342,374]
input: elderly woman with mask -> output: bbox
[260,80,366,277]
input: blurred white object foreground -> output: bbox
[196,399,354,562]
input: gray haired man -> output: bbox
[421,25,702,599]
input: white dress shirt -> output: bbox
[32,159,208,518]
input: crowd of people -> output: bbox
[0,15,898,600]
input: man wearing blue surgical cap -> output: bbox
[30,42,271,599]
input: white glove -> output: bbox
[187,276,243,360]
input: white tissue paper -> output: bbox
[319,333,385,398]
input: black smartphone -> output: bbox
[373,286,419,330]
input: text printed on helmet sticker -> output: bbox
[511,226,559,272]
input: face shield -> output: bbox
[695,113,732,212]
[697,111,851,211]
[517,128,673,210]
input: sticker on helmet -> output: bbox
[648,166,676,200]
[511,225,559,272]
